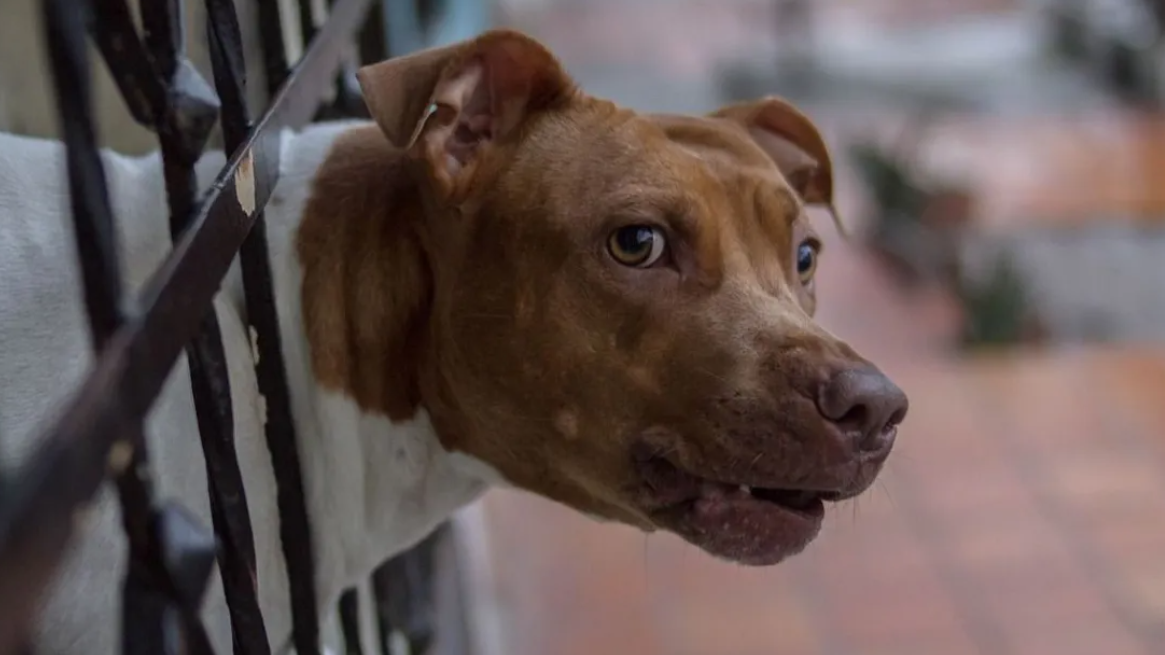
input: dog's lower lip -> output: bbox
[671,480,826,565]
[637,456,839,565]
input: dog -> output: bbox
[0,28,908,655]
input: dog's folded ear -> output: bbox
[356,29,574,198]
[712,97,838,224]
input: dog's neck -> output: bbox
[253,120,499,609]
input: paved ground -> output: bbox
[463,1,1165,654]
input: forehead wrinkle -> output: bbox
[717,166,796,246]
[752,176,800,230]
[719,170,797,290]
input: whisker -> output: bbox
[691,364,733,387]
[874,478,899,512]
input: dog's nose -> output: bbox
[818,366,909,453]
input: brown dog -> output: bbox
[1,27,907,654]
[306,29,908,567]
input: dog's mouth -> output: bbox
[748,485,838,512]
[636,455,844,566]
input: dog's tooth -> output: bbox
[739,485,750,494]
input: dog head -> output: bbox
[307,29,908,566]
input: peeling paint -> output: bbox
[106,439,134,475]
[235,149,256,217]
[257,392,268,428]
[248,325,261,366]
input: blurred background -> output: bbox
[4,0,1165,654]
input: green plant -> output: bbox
[957,249,1044,348]
[848,142,930,225]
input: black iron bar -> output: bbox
[140,0,185,78]
[89,0,167,127]
[206,0,321,653]
[255,0,291,98]
[299,0,322,45]
[338,588,363,655]
[188,17,281,655]
[47,0,123,348]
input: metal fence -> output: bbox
[0,1,458,654]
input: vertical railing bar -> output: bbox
[199,3,291,655]
[256,0,291,97]
[356,0,387,74]
[88,1,168,144]
[45,0,124,349]
[186,324,271,655]
[140,0,184,79]
[208,0,323,649]
[40,16,163,651]
[45,0,155,587]
[298,0,320,44]
[196,5,281,650]
[337,588,364,655]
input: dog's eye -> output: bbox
[796,239,819,283]
[608,225,666,268]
